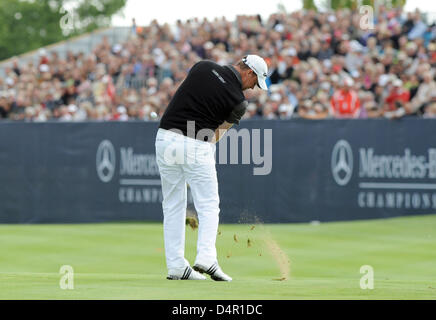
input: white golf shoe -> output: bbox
[193,262,232,282]
[167,266,207,280]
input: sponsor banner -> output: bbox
[0,119,434,223]
[0,122,168,223]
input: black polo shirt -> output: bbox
[159,60,245,140]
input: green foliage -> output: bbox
[330,0,358,10]
[0,0,126,61]
[304,0,407,10]
[361,0,374,6]
[391,0,407,7]
[302,0,318,11]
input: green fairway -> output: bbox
[1,214,436,299]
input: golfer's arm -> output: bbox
[212,100,248,143]
[212,121,233,144]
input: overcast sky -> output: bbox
[111,0,299,26]
[111,0,436,27]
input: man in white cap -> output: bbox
[384,79,409,119]
[330,76,361,118]
[155,55,268,281]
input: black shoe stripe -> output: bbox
[206,263,217,275]
[209,265,218,275]
[181,267,192,280]
[184,268,192,280]
[181,267,189,280]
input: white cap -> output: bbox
[204,41,214,50]
[274,24,284,33]
[323,59,332,68]
[350,40,363,53]
[350,70,360,78]
[393,79,403,87]
[378,74,390,87]
[39,64,50,73]
[269,84,280,93]
[112,44,122,53]
[270,93,282,102]
[286,47,297,57]
[117,105,127,114]
[247,102,257,111]
[320,81,331,91]
[68,104,78,113]
[327,15,337,23]
[343,77,354,87]
[242,55,268,90]
[279,104,292,112]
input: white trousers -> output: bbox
[155,128,219,273]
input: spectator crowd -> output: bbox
[1,6,436,122]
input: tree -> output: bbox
[302,0,318,11]
[0,0,127,61]
[303,0,407,11]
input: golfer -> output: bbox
[155,55,268,281]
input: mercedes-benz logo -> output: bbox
[96,140,116,183]
[331,140,353,186]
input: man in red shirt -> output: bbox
[330,77,361,118]
[384,79,410,112]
